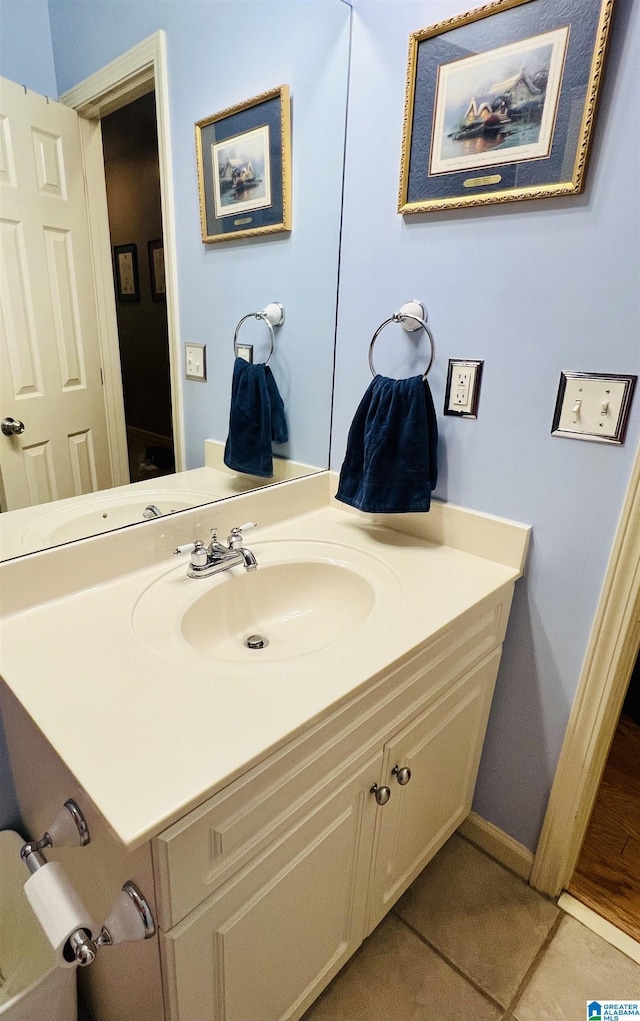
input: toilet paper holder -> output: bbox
[20,799,90,863]
[20,799,155,966]
[63,880,156,967]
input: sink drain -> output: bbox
[244,634,269,650]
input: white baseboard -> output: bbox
[458,811,534,881]
[558,893,640,964]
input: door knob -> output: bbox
[2,417,25,436]
[391,764,412,786]
[370,784,391,806]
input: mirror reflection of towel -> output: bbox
[224,358,288,478]
[336,374,438,513]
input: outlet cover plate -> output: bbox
[185,343,206,381]
[551,371,637,444]
[236,344,254,363]
[444,359,483,418]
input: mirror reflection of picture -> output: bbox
[195,84,291,243]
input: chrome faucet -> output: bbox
[174,522,258,579]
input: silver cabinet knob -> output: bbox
[392,765,412,786]
[370,784,391,806]
[2,417,25,436]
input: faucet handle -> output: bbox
[174,541,199,556]
[174,540,208,567]
[227,522,256,549]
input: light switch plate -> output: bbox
[444,359,483,418]
[552,371,637,444]
[185,343,206,381]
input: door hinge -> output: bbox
[100,368,104,385]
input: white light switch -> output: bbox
[185,343,206,381]
[552,372,637,444]
[444,359,483,418]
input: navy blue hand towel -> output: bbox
[336,374,438,513]
[224,358,288,478]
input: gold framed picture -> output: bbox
[195,85,291,243]
[398,0,616,214]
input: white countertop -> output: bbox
[0,479,529,850]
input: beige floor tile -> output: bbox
[303,914,502,1021]
[395,835,559,1007]
[514,915,640,1021]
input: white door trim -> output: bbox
[530,441,640,896]
[60,31,185,473]
[76,115,129,487]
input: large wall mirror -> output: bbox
[0,0,351,561]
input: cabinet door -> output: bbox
[366,648,502,933]
[161,748,380,1021]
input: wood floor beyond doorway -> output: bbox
[568,714,640,943]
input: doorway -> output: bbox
[567,649,640,943]
[61,30,185,476]
[100,92,175,483]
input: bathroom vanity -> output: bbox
[0,473,530,1021]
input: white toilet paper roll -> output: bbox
[24,862,96,968]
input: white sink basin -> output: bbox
[132,539,402,665]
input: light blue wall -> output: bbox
[47,0,351,470]
[0,0,57,95]
[334,0,640,851]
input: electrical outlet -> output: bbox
[185,343,206,381]
[444,359,483,418]
[236,344,253,363]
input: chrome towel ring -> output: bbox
[368,300,435,381]
[233,302,285,367]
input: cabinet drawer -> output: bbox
[153,589,511,929]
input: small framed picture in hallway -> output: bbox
[398,0,616,214]
[148,240,165,301]
[195,85,291,243]
[113,243,139,302]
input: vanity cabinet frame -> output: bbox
[153,588,512,1021]
[1,581,514,1021]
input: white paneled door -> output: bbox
[0,76,112,511]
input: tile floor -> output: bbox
[304,834,640,1021]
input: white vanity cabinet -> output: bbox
[153,593,509,1021]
